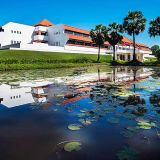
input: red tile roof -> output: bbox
[62,24,90,35]
[66,34,92,42]
[34,19,54,27]
[136,42,148,48]
[122,37,133,44]
[62,95,90,105]
[121,37,150,50]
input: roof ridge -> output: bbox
[34,19,54,27]
[61,24,90,32]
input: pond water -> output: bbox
[0,66,160,160]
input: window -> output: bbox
[14,31,16,33]
[11,30,13,33]
[17,31,19,34]
[14,41,16,44]
[0,27,4,32]
[11,40,13,44]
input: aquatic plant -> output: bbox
[64,141,82,152]
[68,124,82,131]
[137,121,156,129]
[117,146,138,160]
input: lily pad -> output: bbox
[117,146,138,160]
[79,119,92,125]
[137,121,156,130]
[80,109,87,113]
[126,126,139,132]
[64,141,82,152]
[68,124,82,131]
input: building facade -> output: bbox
[0,19,152,61]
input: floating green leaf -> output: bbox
[64,141,82,152]
[68,124,82,131]
[126,126,139,132]
[117,146,138,160]
[137,121,156,130]
[79,119,92,125]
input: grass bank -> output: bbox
[112,58,159,66]
[0,50,112,70]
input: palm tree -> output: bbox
[90,25,107,62]
[149,17,160,37]
[123,11,146,62]
[105,23,123,61]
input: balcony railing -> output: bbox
[34,26,47,32]
[33,35,48,41]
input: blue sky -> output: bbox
[1,0,160,46]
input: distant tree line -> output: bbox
[90,11,160,63]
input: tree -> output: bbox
[151,45,160,56]
[105,23,123,61]
[90,25,107,62]
[149,17,160,58]
[123,11,146,62]
[149,17,160,37]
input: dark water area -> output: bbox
[0,66,160,160]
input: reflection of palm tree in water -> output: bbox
[132,67,139,93]
[98,68,100,82]
[113,67,116,83]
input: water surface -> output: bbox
[0,66,160,160]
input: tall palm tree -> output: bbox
[105,23,123,61]
[90,25,107,62]
[123,11,146,62]
[149,17,160,37]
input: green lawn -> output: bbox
[0,50,112,70]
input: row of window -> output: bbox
[11,30,22,34]
[10,95,21,99]
[116,46,131,51]
[53,41,61,46]
[11,40,21,44]
[0,28,4,32]
[64,30,90,38]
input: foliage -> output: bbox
[123,11,146,62]
[117,146,138,160]
[105,23,123,61]
[68,124,82,131]
[149,17,160,37]
[64,141,82,152]
[151,45,160,56]
[90,25,107,62]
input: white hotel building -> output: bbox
[0,19,152,61]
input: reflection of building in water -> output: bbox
[65,67,152,85]
[0,68,153,108]
[31,85,49,103]
[62,68,152,105]
[0,81,52,108]
[112,67,152,82]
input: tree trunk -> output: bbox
[133,32,137,61]
[113,45,116,61]
[97,45,101,62]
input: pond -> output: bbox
[0,66,160,160]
